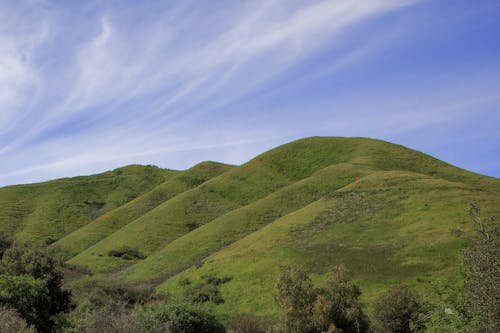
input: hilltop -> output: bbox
[0,137,498,320]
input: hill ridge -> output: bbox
[0,136,498,320]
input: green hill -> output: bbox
[0,165,177,245]
[0,136,498,322]
[49,161,233,259]
[159,170,497,317]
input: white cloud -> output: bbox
[1,0,433,185]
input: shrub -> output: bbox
[139,301,226,333]
[0,243,72,332]
[108,247,146,260]
[184,275,231,305]
[68,301,141,333]
[373,285,425,333]
[227,314,271,333]
[312,265,370,333]
[0,232,12,258]
[184,283,224,304]
[0,306,36,333]
[0,274,50,332]
[179,278,191,286]
[73,276,161,307]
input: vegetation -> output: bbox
[0,165,176,246]
[50,162,232,259]
[139,301,226,333]
[0,306,36,333]
[373,285,425,332]
[0,232,13,257]
[108,247,146,260]
[273,266,369,333]
[0,243,72,332]
[227,314,271,333]
[0,137,498,332]
[462,202,499,332]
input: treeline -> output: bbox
[0,203,497,333]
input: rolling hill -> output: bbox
[0,164,177,245]
[0,137,498,320]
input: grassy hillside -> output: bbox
[69,138,384,272]
[0,165,176,245]
[158,170,499,318]
[50,161,233,259]
[1,136,498,323]
[122,163,375,282]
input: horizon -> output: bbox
[1,0,500,186]
[1,135,497,187]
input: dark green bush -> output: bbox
[373,285,425,333]
[273,266,370,333]
[139,301,226,333]
[184,283,224,304]
[179,278,192,286]
[108,247,146,260]
[0,233,12,258]
[0,274,50,332]
[184,275,232,304]
[0,243,72,332]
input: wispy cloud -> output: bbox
[1,0,499,185]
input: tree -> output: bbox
[274,267,317,333]
[373,285,425,333]
[274,266,369,333]
[312,266,370,333]
[0,274,50,331]
[0,243,72,332]
[462,202,499,332]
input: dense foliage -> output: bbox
[140,302,226,333]
[0,244,71,332]
[274,266,369,333]
[373,285,425,333]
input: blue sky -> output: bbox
[1,0,499,186]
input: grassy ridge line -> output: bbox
[122,163,375,282]
[67,170,286,272]
[68,137,498,273]
[50,162,233,259]
[158,170,500,318]
[68,138,375,272]
[0,165,176,245]
[123,138,498,281]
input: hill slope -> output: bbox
[49,161,233,259]
[70,137,498,273]
[1,136,498,321]
[0,165,177,245]
[159,170,498,317]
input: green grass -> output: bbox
[0,165,176,245]
[50,161,232,259]
[122,163,375,282]
[158,170,498,318]
[69,138,384,272]
[1,136,498,322]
